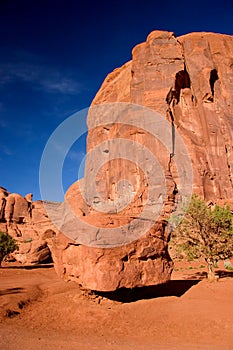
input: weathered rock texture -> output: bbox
[0,186,57,264]
[2,31,233,292]
[93,31,233,201]
[46,31,233,291]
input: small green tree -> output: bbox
[172,195,233,280]
[0,231,18,266]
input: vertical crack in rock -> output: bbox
[0,197,6,222]
[164,48,192,216]
[225,145,233,188]
[167,154,178,207]
[177,39,197,106]
[165,63,192,158]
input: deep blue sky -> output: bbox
[0,0,232,201]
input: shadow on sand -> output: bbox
[217,270,233,278]
[184,270,233,280]
[0,287,24,296]
[1,263,54,270]
[95,279,200,303]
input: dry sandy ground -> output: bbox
[0,261,233,350]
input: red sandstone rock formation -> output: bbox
[46,31,233,291]
[0,187,56,264]
[92,31,233,201]
[2,31,233,292]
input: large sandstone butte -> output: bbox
[91,31,233,201]
[46,30,233,291]
[2,31,233,292]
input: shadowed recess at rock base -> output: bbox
[93,279,200,302]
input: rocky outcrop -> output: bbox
[4,193,30,224]
[2,31,233,292]
[92,31,233,202]
[46,222,172,291]
[0,187,57,264]
[49,30,233,291]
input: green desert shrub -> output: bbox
[0,231,18,266]
[171,195,233,280]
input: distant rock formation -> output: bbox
[0,186,57,265]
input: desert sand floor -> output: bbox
[0,261,233,350]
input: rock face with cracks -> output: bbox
[92,31,233,201]
[2,31,233,291]
[45,31,233,291]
